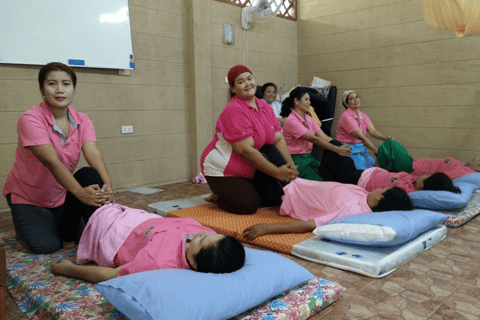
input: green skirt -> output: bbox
[291,154,323,181]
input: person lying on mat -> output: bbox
[336,90,394,170]
[376,139,480,180]
[358,168,461,194]
[262,82,285,126]
[3,62,113,254]
[243,178,412,240]
[51,203,245,283]
[201,65,298,215]
[280,86,351,182]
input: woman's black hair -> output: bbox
[280,86,310,118]
[262,82,277,96]
[372,187,413,212]
[424,172,461,193]
[194,236,245,274]
[38,62,77,91]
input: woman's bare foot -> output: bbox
[62,241,76,249]
[51,260,74,276]
[205,193,218,203]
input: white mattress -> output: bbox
[292,224,447,278]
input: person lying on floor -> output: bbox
[243,178,412,240]
[280,86,351,182]
[358,168,461,194]
[317,140,461,194]
[376,139,480,180]
[51,203,245,283]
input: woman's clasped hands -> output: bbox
[276,162,299,183]
[78,183,114,207]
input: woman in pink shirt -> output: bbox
[336,90,394,170]
[281,87,351,181]
[3,62,113,254]
[201,65,298,214]
[52,204,245,282]
[243,178,412,240]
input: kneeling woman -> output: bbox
[243,178,412,240]
[52,203,245,282]
[201,65,298,214]
[281,87,351,181]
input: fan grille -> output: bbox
[215,0,297,21]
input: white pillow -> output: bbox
[314,223,396,243]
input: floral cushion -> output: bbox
[439,191,480,227]
[2,231,344,320]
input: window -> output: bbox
[215,0,297,21]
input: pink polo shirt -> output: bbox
[201,95,282,179]
[336,109,372,144]
[361,167,417,193]
[280,178,372,227]
[283,110,321,155]
[3,103,96,207]
[75,204,215,277]
[412,157,475,180]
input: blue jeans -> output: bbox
[6,167,103,254]
[347,142,375,170]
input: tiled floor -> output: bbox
[2,181,480,320]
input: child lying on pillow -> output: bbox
[52,203,245,283]
[243,178,412,240]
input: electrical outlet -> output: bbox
[121,125,133,134]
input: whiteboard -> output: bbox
[0,0,135,70]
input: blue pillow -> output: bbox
[455,172,480,188]
[313,209,447,246]
[95,248,314,320]
[409,181,478,210]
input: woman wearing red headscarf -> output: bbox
[201,65,298,214]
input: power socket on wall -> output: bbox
[121,125,133,134]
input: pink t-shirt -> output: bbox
[201,96,282,179]
[412,157,475,180]
[76,203,215,277]
[362,168,417,193]
[336,109,372,144]
[283,110,321,155]
[3,103,96,207]
[280,178,372,227]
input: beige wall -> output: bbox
[298,0,480,161]
[0,0,190,211]
[0,0,298,212]
[209,1,298,124]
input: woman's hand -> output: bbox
[243,224,272,241]
[77,184,109,207]
[101,182,114,204]
[276,163,298,182]
[387,136,395,141]
[336,144,351,157]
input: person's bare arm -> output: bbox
[350,129,379,155]
[366,124,394,141]
[51,260,120,283]
[27,144,104,206]
[232,137,297,182]
[82,141,113,203]
[300,131,351,157]
[243,220,316,241]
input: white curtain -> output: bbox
[423,0,480,37]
